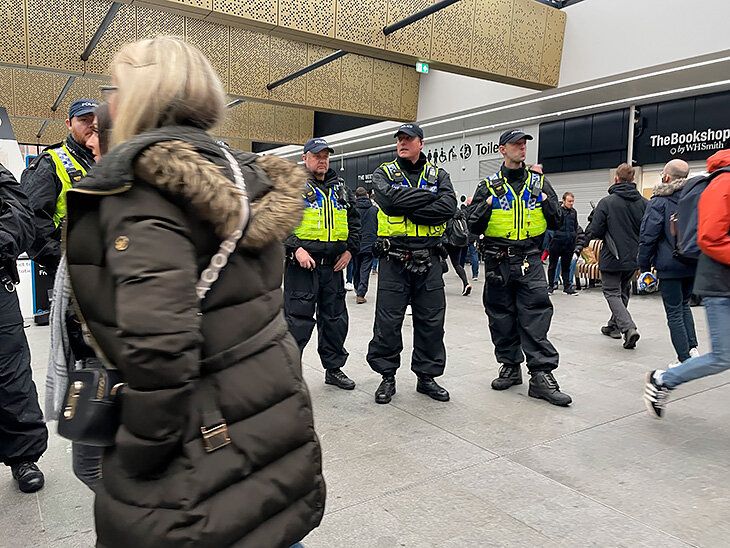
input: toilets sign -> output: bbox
[650,127,730,156]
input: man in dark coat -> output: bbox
[20,99,97,276]
[351,186,378,304]
[284,138,361,390]
[638,159,698,365]
[547,191,580,295]
[586,163,648,349]
[0,163,48,493]
[367,123,457,404]
[644,149,730,418]
[467,129,571,407]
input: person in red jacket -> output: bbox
[644,149,730,418]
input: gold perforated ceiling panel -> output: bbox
[385,0,432,60]
[305,45,341,111]
[8,68,312,146]
[0,67,14,114]
[84,1,137,76]
[279,0,335,38]
[431,0,474,67]
[185,18,230,89]
[4,0,419,124]
[0,0,27,66]
[141,0,566,89]
[27,0,85,73]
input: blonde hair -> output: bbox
[110,36,225,145]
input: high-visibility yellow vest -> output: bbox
[293,181,349,242]
[47,144,87,228]
[482,170,548,240]
[376,160,446,238]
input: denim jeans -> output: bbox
[72,442,103,491]
[550,255,578,291]
[466,242,479,278]
[661,297,730,389]
[659,277,698,362]
[290,543,304,548]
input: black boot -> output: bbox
[325,368,356,390]
[623,328,640,349]
[375,375,396,404]
[491,364,522,390]
[11,462,44,493]
[601,325,622,339]
[528,372,572,406]
[416,376,450,402]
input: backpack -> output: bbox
[670,166,730,263]
[446,211,469,247]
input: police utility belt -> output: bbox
[482,245,541,284]
[373,238,444,275]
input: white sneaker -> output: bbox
[344,282,354,291]
[666,361,681,369]
[472,276,478,281]
[689,347,700,358]
[405,305,412,316]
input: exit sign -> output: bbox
[415,61,429,74]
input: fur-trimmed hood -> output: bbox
[652,177,687,197]
[74,126,306,250]
[136,141,305,249]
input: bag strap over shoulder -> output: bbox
[196,147,251,453]
[195,148,251,301]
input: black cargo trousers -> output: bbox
[284,258,349,369]
[367,250,446,378]
[0,287,48,467]
[482,250,559,373]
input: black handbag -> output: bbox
[57,146,251,449]
[57,359,124,446]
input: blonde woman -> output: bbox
[65,36,325,547]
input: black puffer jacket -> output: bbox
[586,182,647,272]
[65,127,325,548]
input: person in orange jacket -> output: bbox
[644,149,730,418]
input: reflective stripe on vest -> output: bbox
[483,170,548,240]
[47,145,86,228]
[293,182,349,242]
[376,160,446,238]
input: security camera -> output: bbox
[461,165,466,171]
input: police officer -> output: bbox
[284,138,361,390]
[467,129,572,406]
[0,163,48,492]
[367,123,457,404]
[21,99,98,276]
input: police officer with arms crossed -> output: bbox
[367,123,457,404]
[284,138,361,390]
[468,129,572,406]
[0,163,48,493]
[21,99,97,276]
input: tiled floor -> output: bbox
[2,273,728,547]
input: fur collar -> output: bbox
[136,141,305,249]
[653,178,687,197]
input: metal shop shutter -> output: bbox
[547,169,612,227]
